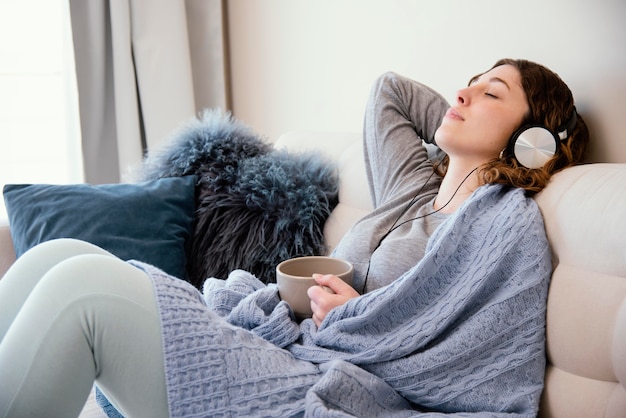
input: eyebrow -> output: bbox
[469,75,512,91]
[489,77,511,91]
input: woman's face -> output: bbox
[434,64,530,166]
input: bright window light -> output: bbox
[0,0,83,220]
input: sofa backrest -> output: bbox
[534,164,626,417]
[0,219,15,277]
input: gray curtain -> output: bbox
[69,0,230,184]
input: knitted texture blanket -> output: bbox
[146,184,552,417]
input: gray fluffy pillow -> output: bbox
[132,109,339,288]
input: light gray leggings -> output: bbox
[0,239,169,418]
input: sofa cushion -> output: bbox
[2,176,196,280]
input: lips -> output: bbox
[445,107,464,121]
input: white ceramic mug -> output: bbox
[276,256,353,320]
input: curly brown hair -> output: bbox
[438,59,590,195]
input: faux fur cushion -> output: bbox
[131,109,339,288]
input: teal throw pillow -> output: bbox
[3,176,196,280]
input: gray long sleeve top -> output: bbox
[332,71,451,293]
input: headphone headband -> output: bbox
[556,106,578,140]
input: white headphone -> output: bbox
[505,107,578,169]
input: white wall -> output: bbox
[227,0,626,163]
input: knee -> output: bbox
[25,239,113,259]
[3,240,116,296]
[36,254,153,308]
[41,254,128,289]
[20,238,112,262]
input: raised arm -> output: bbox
[363,72,449,208]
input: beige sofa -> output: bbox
[1,131,625,417]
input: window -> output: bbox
[0,0,83,220]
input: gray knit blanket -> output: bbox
[146,184,551,417]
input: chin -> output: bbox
[433,128,452,153]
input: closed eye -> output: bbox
[485,92,498,98]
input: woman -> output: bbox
[0,59,589,417]
[309,59,588,325]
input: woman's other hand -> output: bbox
[307,274,359,327]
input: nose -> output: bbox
[456,87,469,105]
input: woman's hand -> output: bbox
[307,274,359,327]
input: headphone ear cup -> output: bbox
[507,125,559,169]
